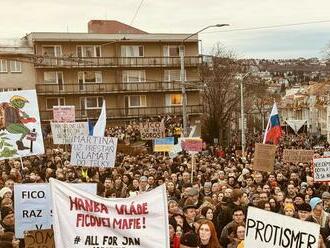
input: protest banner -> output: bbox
[14,183,96,238]
[169,144,182,159]
[53,105,75,122]
[253,143,276,172]
[283,149,314,163]
[24,229,55,248]
[70,135,118,167]
[0,90,44,160]
[50,178,170,248]
[140,121,165,140]
[245,207,319,248]
[313,157,330,182]
[181,138,203,152]
[117,144,147,156]
[153,137,174,152]
[51,122,89,144]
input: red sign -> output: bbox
[53,106,75,122]
[26,132,37,141]
[182,138,203,152]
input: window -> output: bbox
[0,60,8,72]
[121,45,144,57]
[122,70,146,82]
[78,71,102,84]
[44,71,64,91]
[42,46,62,65]
[164,69,186,81]
[77,45,101,57]
[128,95,146,107]
[0,88,22,92]
[9,61,22,73]
[78,71,102,91]
[46,98,65,110]
[80,97,104,110]
[166,94,182,106]
[163,45,182,57]
[42,46,62,57]
[44,71,63,84]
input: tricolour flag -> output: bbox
[93,100,106,137]
[263,102,282,144]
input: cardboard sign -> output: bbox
[50,178,170,248]
[0,90,44,160]
[245,207,319,248]
[140,122,165,140]
[153,137,174,152]
[70,135,118,167]
[283,149,314,163]
[53,105,75,122]
[313,157,330,182]
[182,138,203,152]
[14,183,97,238]
[253,143,276,172]
[25,229,55,248]
[51,122,89,144]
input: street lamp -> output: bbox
[180,24,229,137]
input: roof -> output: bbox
[26,32,198,43]
[88,20,148,34]
[0,39,33,55]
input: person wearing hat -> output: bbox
[0,207,15,233]
[322,191,330,213]
[284,203,295,217]
[305,197,330,243]
[0,187,12,200]
[296,203,311,221]
[182,199,198,234]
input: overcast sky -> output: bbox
[1,0,330,59]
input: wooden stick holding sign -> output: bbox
[191,153,196,183]
[26,128,37,153]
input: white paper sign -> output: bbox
[313,157,330,182]
[0,90,44,160]
[50,178,170,248]
[70,135,118,167]
[53,105,75,122]
[245,207,320,248]
[14,183,96,238]
[51,122,89,144]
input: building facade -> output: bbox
[27,30,203,124]
[0,39,35,92]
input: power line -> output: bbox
[130,0,145,25]
[203,20,330,33]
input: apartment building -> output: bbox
[0,39,35,92]
[23,20,203,125]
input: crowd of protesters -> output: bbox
[0,120,330,247]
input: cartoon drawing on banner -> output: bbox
[0,90,44,159]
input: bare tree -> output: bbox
[200,46,244,145]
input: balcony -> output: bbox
[34,56,202,68]
[40,105,204,121]
[35,81,201,95]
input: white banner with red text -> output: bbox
[50,178,169,248]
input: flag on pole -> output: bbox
[263,102,282,144]
[93,100,106,137]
